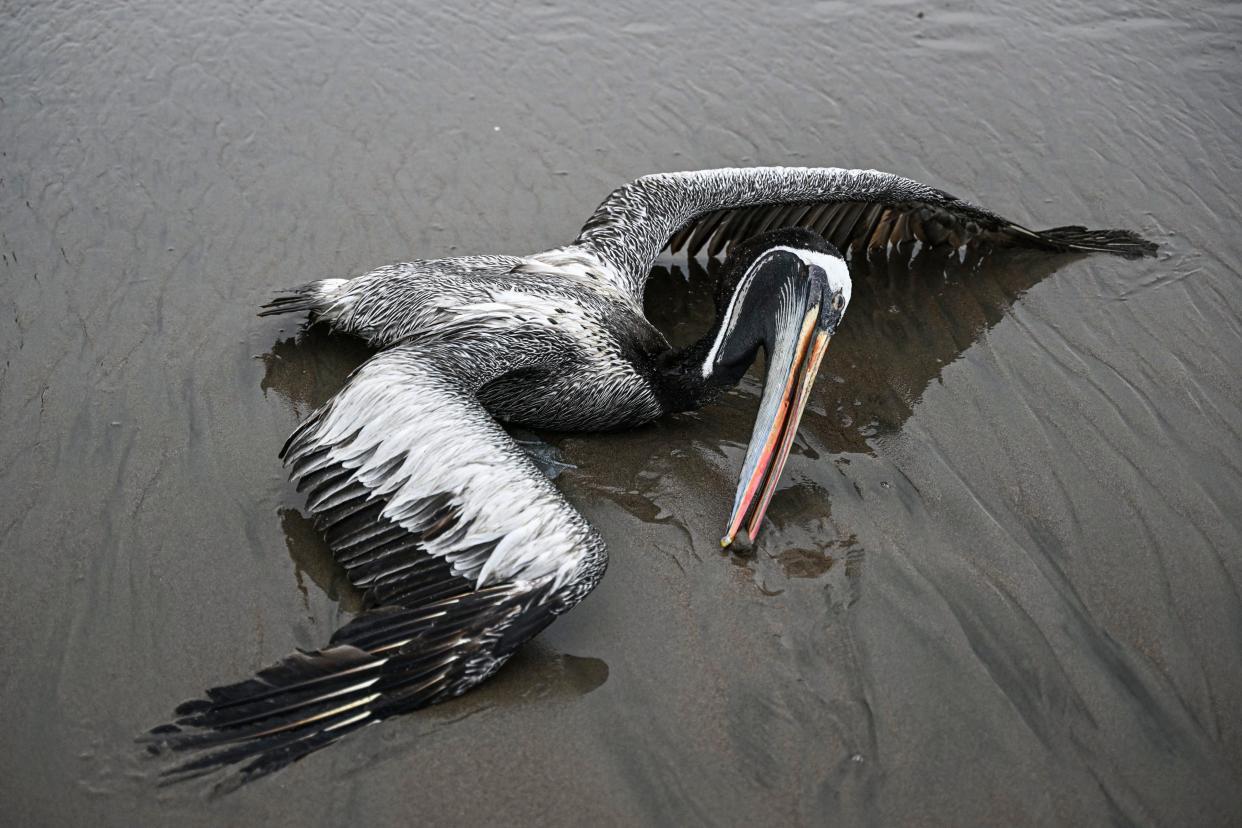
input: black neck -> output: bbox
[651,329,741,415]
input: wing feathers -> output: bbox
[1029,225,1157,257]
[570,167,1155,301]
[147,577,567,788]
[148,346,606,788]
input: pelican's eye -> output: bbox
[832,294,845,311]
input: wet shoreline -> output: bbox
[2,0,1240,824]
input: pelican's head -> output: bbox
[696,228,851,547]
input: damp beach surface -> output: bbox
[2,1,1241,825]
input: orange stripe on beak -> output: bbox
[744,330,830,541]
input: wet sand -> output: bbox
[2,0,1241,824]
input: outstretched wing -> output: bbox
[145,344,606,789]
[569,167,1156,301]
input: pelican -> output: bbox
[146,167,1154,786]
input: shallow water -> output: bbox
[2,0,1241,824]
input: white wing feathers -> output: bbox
[282,343,604,597]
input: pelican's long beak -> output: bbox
[721,306,832,547]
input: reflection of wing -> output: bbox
[146,344,606,789]
[816,246,1074,452]
[641,246,1076,456]
[571,167,1155,301]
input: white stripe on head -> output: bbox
[766,245,852,308]
[701,254,763,378]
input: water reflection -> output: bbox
[645,244,1080,455]
[259,327,374,415]
[721,475,866,601]
[279,507,364,612]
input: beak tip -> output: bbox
[720,534,734,548]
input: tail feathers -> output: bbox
[143,580,561,791]
[1024,225,1158,259]
[257,278,349,318]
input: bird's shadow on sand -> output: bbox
[644,243,1081,454]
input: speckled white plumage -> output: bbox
[571,166,967,299]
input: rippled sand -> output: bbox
[1,1,1240,824]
